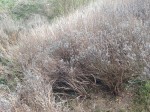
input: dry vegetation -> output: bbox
[0,0,150,112]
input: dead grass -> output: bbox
[11,71,70,112]
[0,0,150,111]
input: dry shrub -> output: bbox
[2,0,150,112]
[16,0,150,98]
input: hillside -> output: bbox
[0,0,150,112]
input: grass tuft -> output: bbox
[134,80,150,112]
